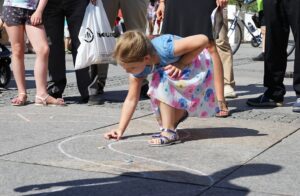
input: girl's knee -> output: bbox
[11,43,24,58]
[35,45,49,57]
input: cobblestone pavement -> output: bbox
[1,50,300,124]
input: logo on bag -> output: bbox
[84,28,94,43]
[97,32,115,37]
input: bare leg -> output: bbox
[149,101,185,145]
[5,25,27,104]
[26,24,64,105]
[26,24,49,97]
[207,41,229,117]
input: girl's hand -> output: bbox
[156,1,165,21]
[30,11,43,26]
[216,0,228,8]
[104,129,123,140]
[164,64,182,79]
[90,0,97,5]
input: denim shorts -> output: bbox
[1,6,35,25]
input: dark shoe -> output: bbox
[87,95,104,105]
[252,52,264,61]
[48,92,62,99]
[247,94,283,107]
[292,98,300,112]
[140,84,150,99]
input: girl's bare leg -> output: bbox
[207,41,225,103]
[5,25,27,99]
[25,24,49,97]
[149,101,186,145]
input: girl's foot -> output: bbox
[11,93,28,106]
[35,94,66,106]
[216,100,230,118]
[149,129,180,147]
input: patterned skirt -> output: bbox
[148,49,219,120]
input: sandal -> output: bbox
[152,111,188,138]
[11,93,28,106]
[35,94,66,106]
[216,100,230,118]
[149,129,180,147]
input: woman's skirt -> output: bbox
[148,49,219,120]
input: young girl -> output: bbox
[104,31,219,146]
[2,0,65,106]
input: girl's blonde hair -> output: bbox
[114,30,156,64]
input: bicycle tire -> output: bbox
[0,58,11,88]
[227,19,242,55]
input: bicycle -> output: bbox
[227,0,295,56]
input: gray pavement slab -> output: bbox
[0,105,149,155]
[216,129,300,196]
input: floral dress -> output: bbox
[133,34,219,121]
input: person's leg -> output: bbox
[207,41,228,117]
[26,24,65,105]
[149,101,184,145]
[95,0,119,97]
[65,0,92,101]
[25,25,49,97]
[5,24,27,104]
[43,0,66,98]
[247,0,288,107]
[263,0,288,102]
[121,0,150,98]
[285,0,300,98]
[286,0,300,112]
[120,0,148,32]
[216,8,236,98]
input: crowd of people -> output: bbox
[1,0,299,145]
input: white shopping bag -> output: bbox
[75,0,116,70]
[211,6,223,40]
[152,19,163,35]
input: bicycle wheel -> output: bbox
[0,58,11,88]
[227,19,242,55]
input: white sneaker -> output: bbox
[224,85,238,98]
[292,98,300,112]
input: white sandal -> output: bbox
[35,94,66,106]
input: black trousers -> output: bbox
[43,0,101,99]
[264,0,300,101]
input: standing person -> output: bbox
[104,31,218,145]
[216,7,237,98]
[64,17,71,54]
[247,0,300,113]
[252,0,265,61]
[2,0,65,106]
[147,0,158,35]
[156,0,230,117]
[43,0,102,104]
[98,0,149,99]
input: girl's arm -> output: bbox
[30,0,48,26]
[164,34,209,78]
[174,34,209,68]
[104,76,144,140]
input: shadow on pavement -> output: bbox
[178,127,266,143]
[14,163,281,196]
